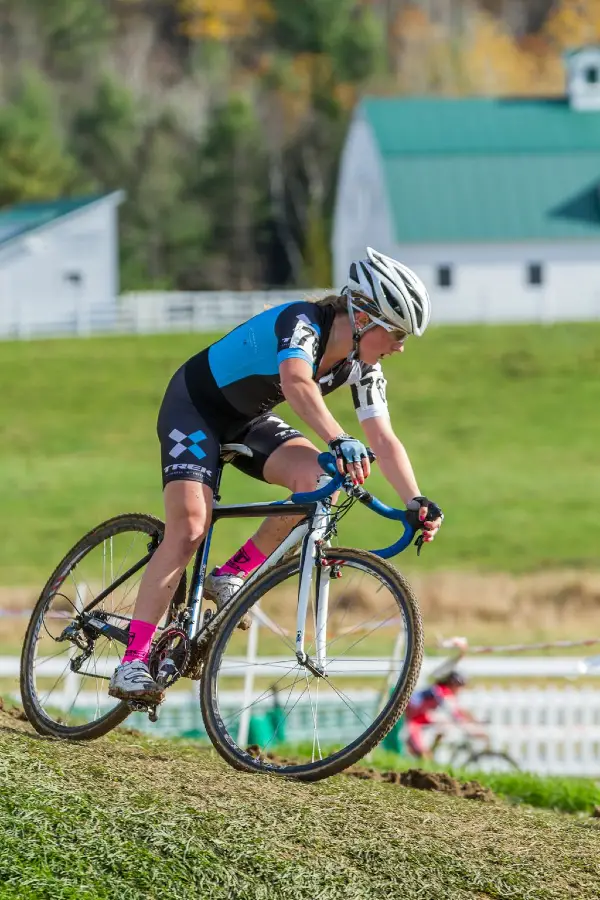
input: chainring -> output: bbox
[148,627,191,689]
[182,642,206,681]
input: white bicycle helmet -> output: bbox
[346,247,431,338]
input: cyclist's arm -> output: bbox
[434,689,481,731]
[279,357,345,444]
[360,414,421,506]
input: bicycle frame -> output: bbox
[78,451,416,669]
[180,472,335,667]
[79,472,336,664]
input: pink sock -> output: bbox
[122,619,157,664]
[216,539,267,578]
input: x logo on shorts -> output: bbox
[169,429,207,460]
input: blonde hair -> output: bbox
[263,292,346,313]
[315,293,347,313]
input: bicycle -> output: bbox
[423,724,520,773]
[20,446,425,782]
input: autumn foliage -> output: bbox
[0,0,598,290]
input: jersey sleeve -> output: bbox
[275,303,321,372]
[348,361,389,422]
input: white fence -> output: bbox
[0,291,325,340]
[4,285,600,340]
[4,654,600,775]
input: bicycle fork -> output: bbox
[295,476,332,676]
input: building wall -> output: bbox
[392,239,600,323]
[566,47,600,111]
[0,198,120,336]
[331,114,396,288]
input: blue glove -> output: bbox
[328,433,369,471]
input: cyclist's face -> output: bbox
[361,324,407,364]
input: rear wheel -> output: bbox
[200,547,423,781]
[462,750,520,773]
[20,513,186,740]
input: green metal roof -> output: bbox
[360,97,600,242]
[0,195,107,248]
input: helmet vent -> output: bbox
[360,263,377,299]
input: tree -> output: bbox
[259,0,384,286]
[0,70,81,206]
[177,0,274,41]
[71,75,141,190]
[71,76,204,289]
[35,0,113,76]
[544,0,600,50]
[186,93,268,289]
[461,10,538,95]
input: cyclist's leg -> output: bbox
[256,438,329,549]
[406,720,428,760]
[110,368,220,699]
[131,364,221,633]
[110,479,213,699]
[212,415,325,578]
[128,479,213,630]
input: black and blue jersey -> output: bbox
[183,301,389,435]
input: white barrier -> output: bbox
[0,291,326,340]
[5,284,600,341]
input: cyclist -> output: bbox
[404,671,484,760]
[109,247,444,702]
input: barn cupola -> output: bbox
[565,46,600,111]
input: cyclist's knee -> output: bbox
[288,465,324,494]
[164,517,209,564]
[263,441,321,492]
[162,480,213,565]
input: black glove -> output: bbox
[406,496,444,531]
[328,433,369,472]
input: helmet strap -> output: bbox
[344,288,376,361]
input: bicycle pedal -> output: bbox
[127,699,150,713]
[148,705,160,723]
[126,697,164,715]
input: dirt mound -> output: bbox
[247,745,494,801]
[346,765,495,801]
[0,696,29,728]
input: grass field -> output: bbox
[2,323,600,587]
[1,702,599,900]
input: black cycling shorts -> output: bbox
[157,366,304,490]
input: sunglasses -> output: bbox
[371,315,408,342]
[386,326,408,343]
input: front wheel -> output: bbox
[200,547,424,781]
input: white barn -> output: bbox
[333,47,600,324]
[0,192,124,337]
